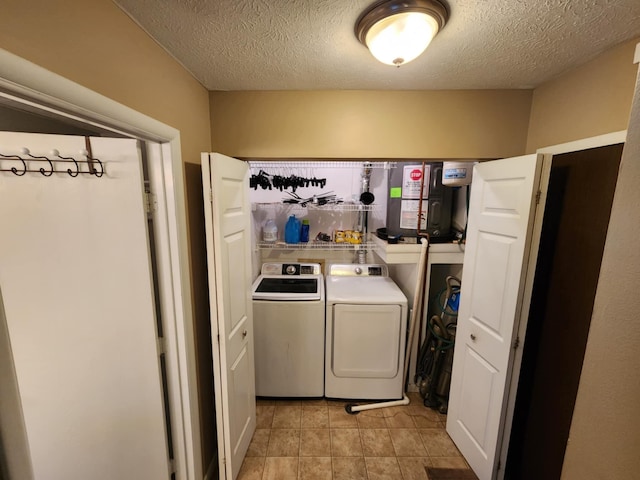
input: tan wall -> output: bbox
[561,53,640,480]
[527,38,639,152]
[0,0,211,164]
[210,90,532,159]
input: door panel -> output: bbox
[201,152,256,480]
[332,304,401,378]
[0,132,170,480]
[447,154,542,480]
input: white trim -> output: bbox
[0,48,201,479]
[0,49,178,142]
[536,130,626,155]
[634,42,640,64]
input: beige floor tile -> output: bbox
[396,456,431,480]
[412,416,442,429]
[247,428,271,457]
[251,397,470,480]
[300,429,331,457]
[298,457,332,480]
[365,456,402,480]
[238,456,265,480]
[383,408,417,428]
[267,429,301,457]
[332,457,367,480]
[356,409,387,428]
[273,405,302,429]
[389,429,428,457]
[360,429,395,457]
[263,456,298,480]
[429,456,468,468]
[407,391,423,403]
[418,428,461,457]
[328,406,359,428]
[256,405,275,428]
[276,399,304,406]
[407,404,441,421]
[330,429,363,456]
[302,405,329,428]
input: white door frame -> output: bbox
[0,48,201,480]
[496,129,627,478]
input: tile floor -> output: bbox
[238,392,471,480]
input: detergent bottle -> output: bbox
[284,215,301,244]
[301,219,310,243]
[263,219,278,242]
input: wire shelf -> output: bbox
[252,202,377,212]
[256,241,376,251]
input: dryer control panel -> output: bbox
[328,264,388,277]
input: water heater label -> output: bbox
[399,200,428,229]
[402,165,430,199]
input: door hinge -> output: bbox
[168,458,176,475]
[535,190,542,205]
[157,337,166,355]
[497,459,502,471]
[144,191,158,215]
[513,336,520,350]
[209,188,214,204]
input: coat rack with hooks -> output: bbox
[0,147,104,178]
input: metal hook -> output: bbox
[90,156,104,177]
[22,147,54,176]
[79,148,104,177]
[0,152,28,176]
[51,149,80,177]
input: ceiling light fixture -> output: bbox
[355,0,448,67]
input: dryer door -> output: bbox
[332,303,402,378]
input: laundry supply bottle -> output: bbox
[284,215,301,244]
[263,219,277,242]
[301,219,310,242]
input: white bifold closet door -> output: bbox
[0,132,170,480]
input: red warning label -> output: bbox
[409,169,422,181]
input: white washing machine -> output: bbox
[325,264,408,400]
[252,263,325,397]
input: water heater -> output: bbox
[386,163,452,241]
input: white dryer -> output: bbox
[252,263,325,397]
[325,264,408,400]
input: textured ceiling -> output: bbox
[114,0,640,91]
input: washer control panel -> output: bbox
[261,263,321,276]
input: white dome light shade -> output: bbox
[365,12,440,66]
[355,0,448,67]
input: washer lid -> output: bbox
[252,274,324,301]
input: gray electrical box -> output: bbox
[386,162,453,241]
